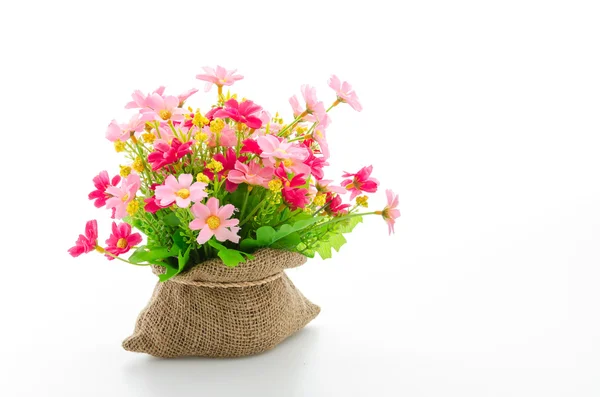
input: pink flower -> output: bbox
[257,135,308,166]
[196,66,244,92]
[326,193,351,216]
[177,88,198,106]
[147,138,193,171]
[144,93,186,122]
[214,99,263,129]
[202,148,247,192]
[125,86,166,109]
[380,189,401,235]
[228,160,274,188]
[155,174,208,208]
[241,138,262,155]
[341,165,379,200]
[203,124,237,147]
[105,113,147,142]
[315,179,346,195]
[303,148,329,180]
[312,114,331,159]
[189,197,240,244]
[105,222,142,259]
[105,174,141,219]
[275,165,310,210]
[68,220,98,257]
[289,85,327,122]
[88,171,121,208]
[328,75,362,112]
[143,183,168,213]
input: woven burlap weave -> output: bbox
[123,249,320,358]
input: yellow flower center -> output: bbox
[207,215,221,230]
[116,238,128,249]
[175,188,190,199]
[283,158,293,167]
[159,110,172,120]
[121,193,130,202]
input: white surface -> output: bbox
[2,1,600,396]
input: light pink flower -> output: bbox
[196,66,244,92]
[328,75,362,112]
[177,88,199,106]
[316,179,347,195]
[313,113,331,159]
[189,197,240,244]
[228,160,274,188]
[155,174,207,208]
[341,165,379,200]
[257,135,309,166]
[380,189,401,234]
[203,124,237,147]
[289,85,327,122]
[105,174,141,219]
[144,93,186,122]
[125,86,166,109]
[105,113,147,142]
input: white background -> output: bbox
[1,0,599,396]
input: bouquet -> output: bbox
[68,66,400,357]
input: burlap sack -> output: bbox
[122,249,320,358]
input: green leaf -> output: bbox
[128,245,180,264]
[308,215,363,260]
[171,230,188,251]
[163,212,180,226]
[240,217,321,252]
[208,239,254,267]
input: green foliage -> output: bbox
[208,240,254,267]
[240,217,321,252]
[301,215,363,259]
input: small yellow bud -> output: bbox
[119,165,132,177]
[196,173,210,183]
[114,141,126,152]
[209,118,225,133]
[142,132,156,144]
[268,179,283,193]
[193,112,209,127]
[132,157,144,173]
[356,195,369,208]
[194,132,208,142]
[144,122,153,132]
[126,200,139,215]
[206,159,224,173]
[313,193,326,207]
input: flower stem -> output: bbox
[278,111,308,137]
[96,246,148,266]
[239,196,268,227]
[239,187,251,221]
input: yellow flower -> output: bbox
[356,195,369,208]
[193,112,209,127]
[114,141,126,152]
[142,132,156,144]
[206,159,223,173]
[209,118,225,134]
[194,132,208,142]
[196,173,210,183]
[132,157,144,173]
[268,179,283,193]
[126,200,139,216]
[119,165,132,177]
[313,193,326,207]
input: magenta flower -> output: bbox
[105,173,141,219]
[196,66,244,92]
[326,193,351,216]
[202,148,247,192]
[213,99,263,129]
[328,75,363,112]
[177,88,199,106]
[289,85,327,122]
[155,174,208,208]
[189,197,240,244]
[275,165,310,210]
[379,189,401,235]
[258,135,308,166]
[241,138,262,155]
[68,220,98,257]
[105,113,147,142]
[144,93,186,122]
[228,160,274,188]
[303,148,328,180]
[88,171,121,208]
[147,138,193,171]
[125,86,165,109]
[341,165,379,200]
[105,222,142,259]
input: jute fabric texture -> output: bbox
[123,249,320,358]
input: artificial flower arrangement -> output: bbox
[69,66,400,358]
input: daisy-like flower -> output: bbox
[105,222,142,259]
[88,171,121,208]
[105,113,148,142]
[202,124,237,147]
[257,135,308,166]
[341,165,379,200]
[144,93,186,122]
[125,86,166,109]
[228,160,274,188]
[105,173,141,219]
[312,113,331,159]
[274,164,310,210]
[289,85,327,122]
[147,138,193,171]
[213,99,263,129]
[177,88,199,107]
[196,66,244,92]
[155,174,208,208]
[328,75,363,112]
[68,220,98,257]
[189,197,240,244]
[326,193,351,216]
[202,148,247,192]
[377,189,401,234]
